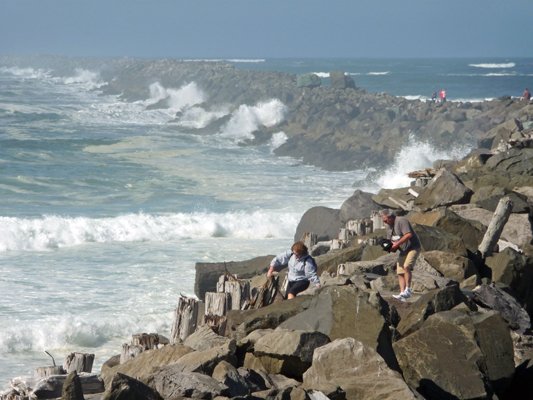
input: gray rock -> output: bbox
[329,71,355,89]
[297,74,321,88]
[253,329,331,379]
[184,325,231,351]
[339,189,382,223]
[422,251,478,282]
[473,283,531,334]
[101,373,161,400]
[171,340,238,375]
[303,338,419,400]
[397,285,471,337]
[62,371,85,400]
[152,369,229,400]
[212,361,251,397]
[413,224,469,257]
[277,285,399,371]
[414,170,473,211]
[294,206,344,242]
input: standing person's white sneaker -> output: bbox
[392,292,405,300]
[403,287,411,298]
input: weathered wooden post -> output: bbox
[364,219,373,235]
[63,352,94,374]
[478,196,514,258]
[35,351,65,377]
[303,232,318,250]
[330,239,346,250]
[120,333,160,364]
[371,211,384,230]
[338,228,349,241]
[170,295,200,344]
[216,275,251,310]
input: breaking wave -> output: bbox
[149,82,206,111]
[469,62,515,68]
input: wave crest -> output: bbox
[469,62,516,68]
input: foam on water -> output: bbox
[63,68,103,89]
[376,135,472,189]
[469,62,516,68]
[177,105,231,129]
[149,82,206,111]
[0,210,299,252]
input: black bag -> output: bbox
[378,238,393,252]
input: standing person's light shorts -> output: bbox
[397,248,421,275]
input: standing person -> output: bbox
[521,88,531,101]
[431,91,437,103]
[440,89,447,102]
[267,241,321,299]
[380,209,421,300]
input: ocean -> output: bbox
[0,57,531,387]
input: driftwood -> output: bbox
[120,333,160,364]
[242,275,279,310]
[170,295,199,344]
[63,352,94,374]
[303,232,318,250]
[34,366,65,378]
[478,196,514,258]
[408,168,437,178]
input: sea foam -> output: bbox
[0,210,298,252]
[469,62,515,68]
[149,82,205,111]
[376,136,472,189]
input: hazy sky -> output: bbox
[1,0,532,59]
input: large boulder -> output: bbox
[100,344,194,388]
[277,285,399,371]
[372,187,415,210]
[101,373,162,400]
[297,73,321,88]
[294,206,344,242]
[485,247,533,316]
[397,285,471,337]
[224,296,309,340]
[252,329,331,379]
[414,170,473,211]
[471,186,530,213]
[170,340,238,376]
[393,310,515,399]
[339,189,382,223]
[329,71,356,89]
[211,361,251,397]
[422,251,478,282]
[303,338,420,400]
[195,255,274,300]
[450,203,533,246]
[151,369,229,400]
[183,325,231,351]
[408,208,486,253]
[61,371,85,400]
[412,224,469,257]
[473,283,531,334]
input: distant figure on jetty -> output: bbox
[521,88,531,101]
[380,209,421,301]
[267,241,321,299]
[439,89,447,102]
[432,91,437,102]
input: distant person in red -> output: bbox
[521,88,531,101]
[439,89,447,102]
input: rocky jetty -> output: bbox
[2,55,533,171]
[2,55,533,400]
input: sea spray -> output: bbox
[375,135,472,189]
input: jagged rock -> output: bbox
[485,247,533,315]
[337,260,389,276]
[62,371,85,400]
[393,310,515,399]
[451,203,533,246]
[101,373,161,400]
[471,186,530,213]
[195,255,274,301]
[294,206,344,242]
[152,369,229,400]
[297,74,321,88]
[371,187,415,210]
[481,118,523,149]
[10,374,104,400]
[339,189,382,223]
[171,340,238,375]
[224,296,309,340]
[212,361,252,397]
[100,344,193,388]
[302,338,420,400]
[252,329,331,379]
[238,367,272,392]
[314,246,364,275]
[397,285,471,337]
[277,285,399,371]
[413,224,468,256]
[473,283,531,334]
[414,170,473,211]
[267,375,300,390]
[360,244,389,261]
[184,325,231,351]
[485,147,533,175]
[408,208,486,253]
[329,71,355,89]
[422,251,478,282]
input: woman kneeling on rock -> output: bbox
[267,241,321,299]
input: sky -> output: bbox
[1,0,532,59]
